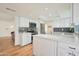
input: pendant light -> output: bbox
[70,3,74,28]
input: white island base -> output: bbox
[33,34,79,56]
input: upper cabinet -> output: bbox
[52,4,72,27]
[52,18,72,27]
[19,17,29,27]
[73,4,79,25]
[52,4,79,27]
[52,4,79,33]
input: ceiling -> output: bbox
[0,3,72,22]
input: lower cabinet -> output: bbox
[21,33,31,46]
[38,38,57,56]
[33,36,57,56]
[58,48,77,56]
[58,42,79,56]
[33,36,79,56]
[33,37,39,56]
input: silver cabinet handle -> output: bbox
[69,47,75,49]
[68,53,76,56]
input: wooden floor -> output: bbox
[0,37,33,56]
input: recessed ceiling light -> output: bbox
[10,25,14,28]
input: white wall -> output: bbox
[0,20,15,37]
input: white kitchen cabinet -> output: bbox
[21,33,31,46]
[73,4,79,25]
[15,17,20,45]
[38,38,52,56]
[19,17,29,27]
[52,18,71,27]
[33,36,40,56]
[58,48,77,56]
[58,42,78,56]
[33,36,57,56]
[58,47,69,56]
[33,35,79,56]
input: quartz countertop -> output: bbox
[33,33,79,46]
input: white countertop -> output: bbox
[33,33,79,46]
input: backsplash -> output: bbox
[53,27,74,33]
[19,27,28,32]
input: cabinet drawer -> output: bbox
[58,47,77,56]
[75,47,79,55]
[58,42,79,56]
[58,42,77,51]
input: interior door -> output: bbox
[40,24,45,34]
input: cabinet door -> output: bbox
[38,38,51,56]
[58,42,77,56]
[51,40,57,56]
[58,47,77,56]
[58,47,66,56]
[58,48,70,56]
[33,36,57,56]
[21,33,31,46]
[19,17,29,27]
[38,38,56,56]
[33,36,40,56]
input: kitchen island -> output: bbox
[33,33,79,56]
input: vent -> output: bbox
[6,8,16,12]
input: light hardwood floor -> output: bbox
[0,37,33,56]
